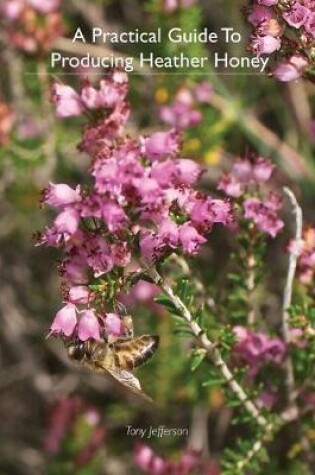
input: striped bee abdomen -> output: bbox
[113,335,159,370]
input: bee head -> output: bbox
[68,342,85,361]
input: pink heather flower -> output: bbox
[160,101,202,129]
[252,157,275,182]
[251,34,281,54]
[80,84,103,110]
[233,326,286,376]
[62,255,89,285]
[273,55,309,81]
[129,280,160,302]
[194,81,213,103]
[110,242,131,267]
[27,0,60,13]
[50,304,77,337]
[157,218,179,248]
[84,236,114,277]
[305,13,315,38]
[44,183,81,207]
[42,74,235,346]
[150,160,178,187]
[179,222,207,254]
[283,4,309,29]
[144,130,179,161]
[248,5,274,27]
[77,309,101,341]
[54,208,80,237]
[243,195,284,237]
[219,158,275,196]
[175,159,203,185]
[52,84,85,118]
[174,87,194,106]
[217,173,243,198]
[233,158,252,181]
[134,444,214,475]
[140,232,164,263]
[105,313,124,337]
[98,77,127,108]
[68,286,92,305]
[101,202,129,232]
[190,197,231,230]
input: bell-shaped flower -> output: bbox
[50,303,77,337]
[77,309,101,341]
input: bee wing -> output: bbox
[105,366,153,403]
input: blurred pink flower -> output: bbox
[44,396,83,454]
[244,194,284,237]
[52,84,85,118]
[134,443,217,475]
[144,129,180,161]
[1,0,24,20]
[217,174,243,198]
[233,326,286,377]
[273,55,309,82]
[194,81,213,103]
[16,117,43,140]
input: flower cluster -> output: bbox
[39,71,231,340]
[246,1,315,81]
[218,156,284,237]
[134,444,220,475]
[161,0,197,13]
[49,303,125,341]
[1,0,63,53]
[233,326,286,378]
[159,82,212,130]
[52,71,130,155]
[44,396,106,468]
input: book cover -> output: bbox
[0,1,315,474]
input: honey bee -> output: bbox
[66,316,159,402]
